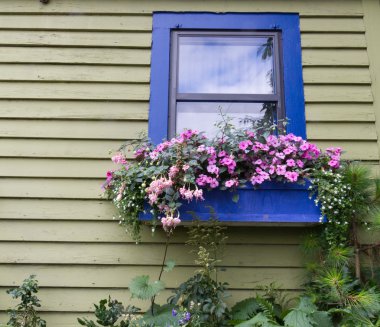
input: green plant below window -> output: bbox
[4,275,46,327]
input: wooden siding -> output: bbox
[0,1,378,326]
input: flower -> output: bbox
[111,153,127,165]
[239,140,253,151]
[169,166,180,178]
[286,159,296,167]
[161,214,181,232]
[285,171,299,182]
[225,179,238,188]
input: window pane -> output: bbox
[178,36,275,94]
[176,102,276,137]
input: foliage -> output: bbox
[5,275,46,327]
[129,276,165,301]
[169,217,230,326]
[230,292,333,327]
[104,118,339,241]
[78,297,140,327]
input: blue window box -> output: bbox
[140,182,321,224]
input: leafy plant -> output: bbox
[5,275,46,327]
[129,275,165,301]
[169,217,230,326]
[78,297,140,327]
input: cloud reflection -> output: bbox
[178,36,274,94]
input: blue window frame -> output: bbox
[149,12,305,144]
[142,12,320,224]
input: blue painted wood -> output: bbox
[149,12,306,144]
[140,182,322,224]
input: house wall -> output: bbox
[0,0,379,326]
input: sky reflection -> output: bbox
[178,36,274,94]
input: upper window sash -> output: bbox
[149,13,305,144]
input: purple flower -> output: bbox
[285,171,299,182]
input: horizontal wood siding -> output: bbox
[0,1,378,326]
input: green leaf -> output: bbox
[129,275,165,300]
[164,260,176,272]
[235,312,279,327]
[231,297,260,321]
[311,311,333,327]
[284,310,314,327]
[139,304,178,326]
[232,193,240,203]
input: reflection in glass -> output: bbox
[176,102,276,137]
[178,36,274,94]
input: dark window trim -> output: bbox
[149,13,305,144]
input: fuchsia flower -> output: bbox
[169,166,180,178]
[161,214,181,232]
[112,153,127,165]
[193,189,204,200]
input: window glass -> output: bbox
[178,36,275,94]
[176,102,276,137]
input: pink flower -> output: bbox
[275,152,285,160]
[169,166,180,178]
[161,214,181,232]
[210,178,219,188]
[196,174,208,186]
[300,143,309,151]
[286,159,296,167]
[276,165,287,175]
[225,179,238,188]
[239,140,253,151]
[218,151,227,157]
[296,160,304,168]
[285,171,299,182]
[266,135,280,147]
[246,130,255,138]
[193,189,204,200]
[328,160,340,169]
[182,164,190,171]
[197,145,206,152]
[149,151,159,160]
[254,159,263,165]
[250,175,265,185]
[148,193,158,204]
[269,166,276,175]
[283,146,296,155]
[112,153,127,165]
[207,164,219,175]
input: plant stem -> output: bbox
[352,221,361,281]
[151,233,171,315]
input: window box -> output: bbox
[140,182,321,224]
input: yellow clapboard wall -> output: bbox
[0,0,379,326]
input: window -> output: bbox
[170,31,284,137]
[149,13,305,144]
